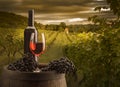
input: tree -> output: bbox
[106,0,120,20]
[59,22,66,31]
[88,15,108,28]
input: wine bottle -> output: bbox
[24,10,37,56]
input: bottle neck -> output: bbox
[28,10,34,27]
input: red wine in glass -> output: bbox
[30,33,45,56]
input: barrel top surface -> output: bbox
[2,66,65,81]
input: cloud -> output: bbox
[0,0,106,12]
[0,0,112,24]
[68,18,87,22]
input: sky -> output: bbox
[0,0,112,24]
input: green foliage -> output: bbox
[0,11,41,29]
[64,28,120,87]
[0,29,23,63]
[106,0,120,19]
[59,22,66,31]
[67,24,101,33]
[44,22,66,31]
[88,15,108,27]
[0,11,28,28]
[45,24,59,31]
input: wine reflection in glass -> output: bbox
[29,32,45,61]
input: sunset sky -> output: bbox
[0,0,112,24]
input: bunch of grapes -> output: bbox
[41,57,76,74]
[7,54,76,74]
[7,53,38,72]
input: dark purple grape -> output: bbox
[41,57,76,74]
[7,53,38,72]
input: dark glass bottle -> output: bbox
[24,10,37,55]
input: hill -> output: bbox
[0,11,28,28]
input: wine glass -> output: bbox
[29,32,45,57]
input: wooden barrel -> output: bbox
[1,66,67,87]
